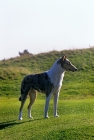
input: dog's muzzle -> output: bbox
[73,68,78,72]
[75,68,78,71]
[68,68,78,72]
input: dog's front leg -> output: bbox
[54,92,60,117]
[44,94,51,118]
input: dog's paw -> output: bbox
[54,115,59,117]
[29,116,33,119]
[44,116,49,119]
[18,117,23,120]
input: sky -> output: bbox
[0,0,94,60]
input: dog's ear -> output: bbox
[62,55,67,61]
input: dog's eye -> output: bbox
[67,62,70,65]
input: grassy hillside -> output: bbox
[0,47,94,99]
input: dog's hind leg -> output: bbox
[28,89,37,119]
[18,94,27,120]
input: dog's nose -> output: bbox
[75,68,78,71]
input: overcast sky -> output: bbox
[0,0,94,60]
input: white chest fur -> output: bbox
[47,60,65,87]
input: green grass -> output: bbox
[0,48,94,98]
[0,97,94,140]
[0,48,94,139]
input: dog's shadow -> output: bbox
[0,118,43,130]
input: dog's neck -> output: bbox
[49,59,65,74]
[47,59,65,86]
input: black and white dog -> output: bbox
[18,56,77,120]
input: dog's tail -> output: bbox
[19,89,22,101]
[19,87,25,101]
[19,93,27,102]
[19,84,28,102]
[19,96,21,101]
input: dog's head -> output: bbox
[58,55,77,72]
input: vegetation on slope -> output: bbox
[0,48,94,98]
